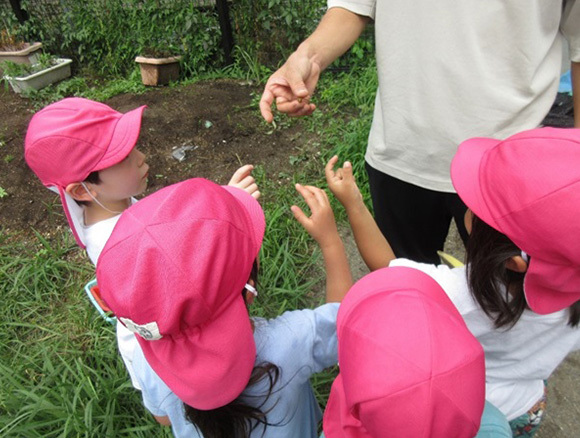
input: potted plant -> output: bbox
[135,36,182,86]
[0,28,42,75]
[3,52,72,94]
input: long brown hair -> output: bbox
[183,260,281,437]
[184,363,280,438]
[466,215,580,328]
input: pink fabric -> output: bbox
[323,267,485,438]
[96,178,265,409]
[451,127,580,314]
[24,97,145,247]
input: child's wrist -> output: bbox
[345,198,366,216]
[319,234,344,252]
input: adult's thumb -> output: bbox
[286,74,309,98]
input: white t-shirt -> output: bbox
[83,201,142,391]
[328,0,580,192]
[391,258,580,420]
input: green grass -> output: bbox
[0,59,377,436]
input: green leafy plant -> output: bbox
[17,0,222,78]
[230,0,326,67]
[2,52,59,78]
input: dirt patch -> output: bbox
[0,79,314,238]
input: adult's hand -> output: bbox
[259,51,320,123]
[259,8,369,123]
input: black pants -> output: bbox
[366,162,469,265]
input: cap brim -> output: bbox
[136,294,256,410]
[52,186,87,248]
[222,185,265,257]
[450,137,501,230]
[94,105,146,171]
[524,259,580,315]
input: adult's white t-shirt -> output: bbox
[328,0,580,191]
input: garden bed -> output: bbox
[0,79,318,239]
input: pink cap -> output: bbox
[24,97,146,247]
[451,127,580,314]
[323,267,485,438]
[96,178,265,410]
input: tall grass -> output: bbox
[0,59,377,435]
[0,231,168,436]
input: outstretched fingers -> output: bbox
[229,164,253,184]
[228,164,261,199]
[325,155,339,181]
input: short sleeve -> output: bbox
[327,0,376,20]
[389,258,477,315]
[132,348,204,437]
[255,302,340,377]
[574,336,580,351]
[307,302,340,371]
[132,348,172,417]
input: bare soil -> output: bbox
[0,79,316,239]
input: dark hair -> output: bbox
[184,363,280,438]
[76,171,101,206]
[466,215,580,328]
[183,260,281,437]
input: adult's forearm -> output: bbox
[295,7,370,72]
[572,62,580,127]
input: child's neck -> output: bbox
[84,199,131,226]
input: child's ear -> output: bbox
[244,291,255,305]
[506,255,528,273]
[65,182,94,202]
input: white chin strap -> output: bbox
[244,283,258,297]
[80,182,123,214]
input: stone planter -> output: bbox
[135,55,181,86]
[5,58,72,94]
[0,42,42,75]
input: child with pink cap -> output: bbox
[24,97,260,391]
[323,266,511,438]
[96,178,353,437]
[323,126,580,435]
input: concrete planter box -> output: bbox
[135,55,181,86]
[0,42,43,75]
[5,58,72,94]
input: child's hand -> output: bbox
[228,164,260,199]
[291,183,340,248]
[326,155,363,210]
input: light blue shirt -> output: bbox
[133,303,340,437]
[319,401,511,438]
[477,401,513,437]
